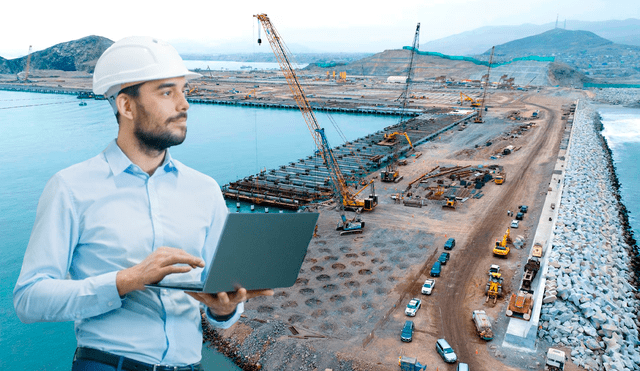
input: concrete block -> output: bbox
[543,295,557,304]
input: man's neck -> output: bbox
[116,136,165,176]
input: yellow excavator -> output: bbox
[459,92,481,107]
[492,227,511,257]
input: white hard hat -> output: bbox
[93,36,201,99]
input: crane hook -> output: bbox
[257,20,262,45]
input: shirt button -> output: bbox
[108,301,114,306]
[162,289,168,295]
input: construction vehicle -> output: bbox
[532,242,544,258]
[244,88,256,99]
[506,290,534,320]
[474,46,494,123]
[442,194,457,209]
[472,310,494,340]
[494,172,506,184]
[492,227,511,257]
[336,213,364,235]
[399,355,427,371]
[379,132,414,182]
[545,348,567,371]
[185,84,199,96]
[384,24,420,185]
[459,92,481,107]
[378,132,414,148]
[521,257,541,291]
[485,265,503,303]
[254,14,377,224]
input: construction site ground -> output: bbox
[1,71,587,370]
[208,84,587,370]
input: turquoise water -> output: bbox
[599,106,640,252]
[0,90,398,370]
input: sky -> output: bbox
[1,0,638,58]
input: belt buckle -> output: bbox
[152,366,179,371]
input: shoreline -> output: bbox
[594,113,639,284]
[538,98,640,371]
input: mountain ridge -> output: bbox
[0,36,113,75]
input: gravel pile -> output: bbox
[591,88,640,107]
[538,101,640,370]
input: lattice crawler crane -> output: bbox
[254,14,377,233]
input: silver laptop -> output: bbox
[147,212,319,293]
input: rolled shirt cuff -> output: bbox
[205,301,244,329]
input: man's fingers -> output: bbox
[216,291,230,305]
[156,247,205,268]
[246,289,274,300]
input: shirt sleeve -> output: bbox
[13,174,122,324]
[204,301,244,329]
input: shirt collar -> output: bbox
[103,139,178,176]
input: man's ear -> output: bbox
[116,94,134,121]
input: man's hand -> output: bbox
[187,288,274,317]
[116,246,205,296]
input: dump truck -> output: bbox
[399,355,427,371]
[532,242,544,258]
[494,173,506,184]
[506,290,534,320]
[521,257,541,291]
[545,348,566,371]
[472,310,494,340]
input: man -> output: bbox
[13,36,272,371]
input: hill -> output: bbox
[482,28,640,83]
[487,28,615,58]
[0,36,113,75]
[421,18,640,56]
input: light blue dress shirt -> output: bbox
[14,139,243,366]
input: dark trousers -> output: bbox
[72,347,202,371]
[72,358,118,371]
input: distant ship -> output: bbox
[240,65,252,69]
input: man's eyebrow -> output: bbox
[156,82,187,90]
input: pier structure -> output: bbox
[222,111,475,209]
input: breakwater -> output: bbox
[538,101,640,371]
[0,84,422,116]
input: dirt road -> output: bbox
[439,96,563,371]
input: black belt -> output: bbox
[75,347,202,371]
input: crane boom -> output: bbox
[397,23,420,126]
[474,46,494,123]
[380,24,420,183]
[254,14,376,211]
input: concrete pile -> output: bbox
[538,102,640,370]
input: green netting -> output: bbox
[402,46,555,67]
[584,83,640,88]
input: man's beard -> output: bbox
[133,102,187,153]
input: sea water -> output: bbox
[0,90,398,370]
[599,106,640,248]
